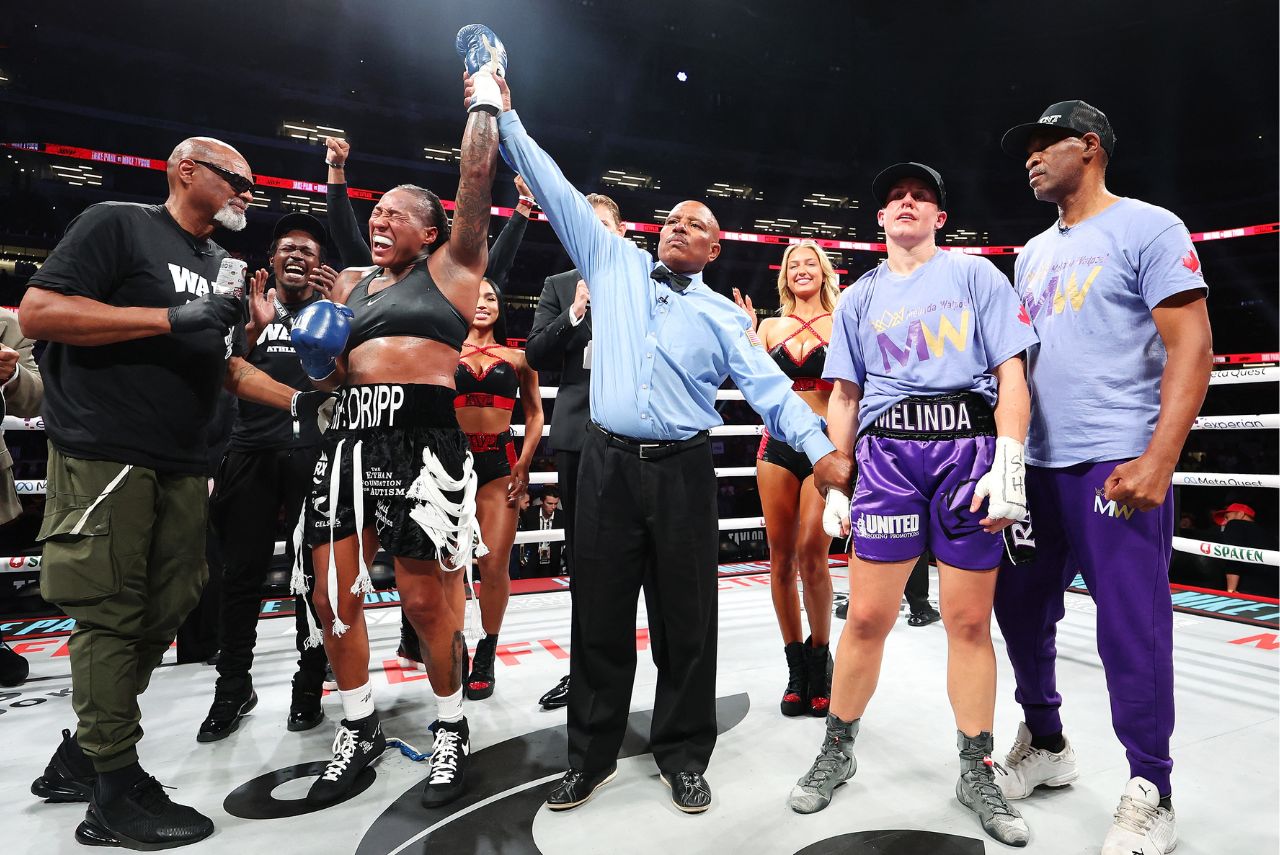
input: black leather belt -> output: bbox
[590,422,709,461]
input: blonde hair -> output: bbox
[776,240,839,316]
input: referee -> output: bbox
[486,75,853,813]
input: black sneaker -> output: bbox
[306,714,386,807]
[74,775,214,850]
[833,594,849,621]
[465,636,497,701]
[0,639,30,686]
[287,672,325,732]
[545,765,617,811]
[196,688,258,743]
[421,718,470,808]
[661,771,712,813]
[31,728,96,803]
[539,674,570,710]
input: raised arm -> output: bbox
[485,176,533,288]
[443,108,500,276]
[485,76,627,287]
[323,137,373,268]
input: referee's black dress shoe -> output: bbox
[539,674,570,710]
[196,688,258,743]
[545,765,617,811]
[661,771,712,813]
[75,775,214,849]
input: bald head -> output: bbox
[165,136,254,235]
[658,200,721,274]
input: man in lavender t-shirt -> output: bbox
[992,101,1212,855]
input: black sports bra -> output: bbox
[454,344,520,410]
[769,314,830,382]
[346,264,468,352]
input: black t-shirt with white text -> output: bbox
[228,287,321,451]
[31,202,234,475]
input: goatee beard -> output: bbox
[214,204,247,232]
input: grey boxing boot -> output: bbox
[956,730,1029,847]
[788,714,858,814]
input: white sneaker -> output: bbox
[994,721,1080,799]
[1101,776,1177,855]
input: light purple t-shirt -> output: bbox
[825,249,1037,433]
[1016,198,1208,467]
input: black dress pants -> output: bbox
[554,449,581,577]
[904,551,934,614]
[567,427,719,775]
[209,447,327,693]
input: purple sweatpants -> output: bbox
[993,461,1175,794]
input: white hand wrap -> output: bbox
[822,489,851,538]
[973,436,1028,522]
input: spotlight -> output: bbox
[676,71,688,82]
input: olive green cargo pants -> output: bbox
[38,446,208,772]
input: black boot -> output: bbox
[196,680,258,743]
[465,635,498,701]
[805,637,832,717]
[307,712,387,806]
[780,642,808,717]
[397,613,424,671]
[287,671,325,732]
[31,728,96,803]
[75,774,214,849]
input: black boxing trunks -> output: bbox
[306,385,485,633]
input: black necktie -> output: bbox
[651,265,692,293]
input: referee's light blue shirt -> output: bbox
[498,111,834,464]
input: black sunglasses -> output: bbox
[195,159,255,195]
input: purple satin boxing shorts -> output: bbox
[850,392,1003,571]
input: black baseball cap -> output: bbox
[1000,100,1117,159]
[271,211,328,247]
[872,162,947,210]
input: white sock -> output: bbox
[338,681,375,722]
[436,687,464,723]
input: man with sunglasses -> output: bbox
[23,137,329,850]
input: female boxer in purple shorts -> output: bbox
[786,163,1038,848]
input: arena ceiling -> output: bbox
[0,0,1275,343]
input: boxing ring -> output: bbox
[1,352,1276,854]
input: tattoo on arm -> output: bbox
[450,112,499,270]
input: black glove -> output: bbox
[168,294,242,334]
[291,390,338,439]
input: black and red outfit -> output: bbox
[757,314,832,481]
[454,343,521,487]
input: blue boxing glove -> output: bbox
[291,300,354,381]
[456,24,507,114]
